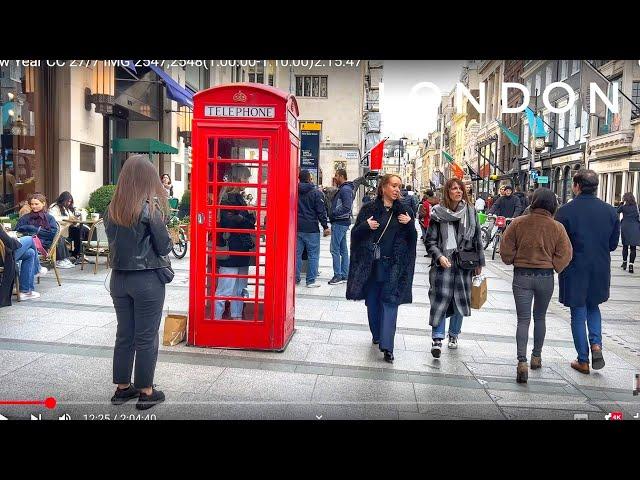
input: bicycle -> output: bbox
[167,198,188,259]
[486,215,513,261]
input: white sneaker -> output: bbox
[306,282,321,288]
[38,267,48,276]
[20,291,41,300]
[56,259,75,269]
[448,335,458,349]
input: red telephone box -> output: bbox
[188,84,300,350]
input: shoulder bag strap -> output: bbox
[374,211,394,245]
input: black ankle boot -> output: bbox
[621,261,627,270]
[629,264,634,274]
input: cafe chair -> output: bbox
[80,219,110,274]
[37,221,64,287]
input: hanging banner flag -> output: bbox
[581,60,610,119]
[524,107,547,138]
[451,161,465,179]
[442,150,455,163]
[479,162,491,179]
[497,120,520,146]
[369,138,386,171]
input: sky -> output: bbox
[380,60,466,140]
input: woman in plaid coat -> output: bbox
[424,178,485,358]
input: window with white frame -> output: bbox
[568,102,577,145]
[295,75,328,98]
[561,60,569,80]
[248,63,265,84]
[546,64,553,90]
[557,99,568,148]
[580,108,589,142]
[632,81,640,120]
[572,60,580,75]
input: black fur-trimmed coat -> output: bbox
[346,197,417,305]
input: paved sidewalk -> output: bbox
[0,225,639,420]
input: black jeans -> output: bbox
[512,268,554,362]
[67,225,90,257]
[622,245,637,264]
[110,269,166,389]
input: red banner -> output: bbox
[370,139,385,171]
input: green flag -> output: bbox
[442,150,455,163]
[497,121,520,147]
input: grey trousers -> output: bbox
[110,269,166,388]
[512,270,554,363]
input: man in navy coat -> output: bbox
[555,170,620,374]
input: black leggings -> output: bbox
[67,225,90,256]
[623,245,637,264]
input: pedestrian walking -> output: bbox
[328,169,355,285]
[296,170,331,288]
[500,188,573,383]
[555,169,620,374]
[425,178,485,357]
[488,185,523,218]
[105,155,174,409]
[346,174,417,363]
[617,192,640,274]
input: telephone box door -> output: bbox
[191,128,276,349]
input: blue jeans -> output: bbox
[296,232,320,285]
[14,236,41,293]
[432,310,464,340]
[365,281,399,353]
[330,224,350,278]
[570,305,602,363]
[215,266,249,319]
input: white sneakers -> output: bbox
[306,282,321,288]
[20,291,41,300]
[55,259,75,269]
[448,335,458,349]
[38,267,48,276]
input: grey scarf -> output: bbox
[431,201,477,255]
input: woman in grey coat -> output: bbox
[424,178,485,358]
[618,192,640,274]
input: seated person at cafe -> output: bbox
[50,191,91,263]
[15,193,75,269]
[1,226,47,304]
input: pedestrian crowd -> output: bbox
[297,168,630,386]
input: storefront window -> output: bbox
[1,65,42,215]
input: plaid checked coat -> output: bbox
[424,210,485,327]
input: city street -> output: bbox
[0,225,638,420]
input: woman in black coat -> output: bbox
[0,228,21,307]
[618,192,640,274]
[346,174,417,363]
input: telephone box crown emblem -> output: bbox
[233,90,247,102]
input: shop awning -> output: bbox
[111,138,178,154]
[149,65,194,109]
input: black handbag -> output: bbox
[155,266,175,284]
[455,250,481,270]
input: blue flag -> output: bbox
[524,107,547,138]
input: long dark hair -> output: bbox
[108,155,169,227]
[623,192,637,205]
[530,187,558,215]
[53,191,75,216]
